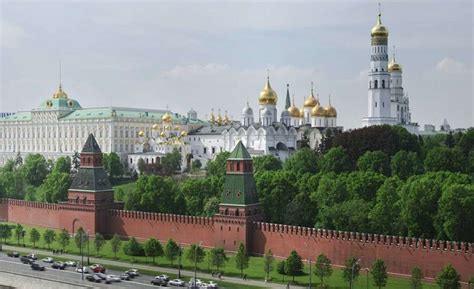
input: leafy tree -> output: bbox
[14,224,23,246]
[110,234,122,260]
[318,146,352,174]
[127,175,177,213]
[37,171,71,203]
[94,233,106,257]
[314,254,333,287]
[137,158,146,175]
[210,247,228,271]
[391,150,422,180]
[206,151,230,177]
[71,151,81,175]
[29,228,40,248]
[371,259,388,289]
[345,171,386,201]
[144,238,164,265]
[369,177,402,234]
[235,243,249,277]
[53,156,71,174]
[0,168,27,199]
[410,267,423,289]
[161,149,182,174]
[192,159,202,170]
[107,152,123,179]
[285,250,303,282]
[123,237,144,261]
[445,132,455,148]
[203,196,220,216]
[342,257,361,286]
[186,243,205,267]
[43,229,55,249]
[277,260,286,282]
[164,239,180,266]
[179,176,223,216]
[284,191,316,227]
[284,148,319,176]
[15,152,23,167]
[435,184,474,242]
[253,155,282,174]
[424,147,465,173]
[311,173,348,207]
[357,150,390,175]
[457,128,474,155]
[21,154,49,186]
[74,227,88,253]
[263,249,274,281]
[436,264,460,289]
[0,224,12,244]
[57,229,70,252]
[317,198,372,233]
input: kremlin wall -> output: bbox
[0,135,473,282]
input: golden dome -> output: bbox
[180,131,187,137]
[299,106,304,118]
[259,77,278,105]
[216,113,223,126]
[304,83,319,108]
[311,104,326,117]
[223,112,231,125]
[287,98,301,117]
[152,124,159,130]
[53,85,68,99]
[160,131,166,137]
[209,110,216,124]
[138,130,145,137]
[388,56,402,72]
[162,112,172,123]
[324,105,337,117]
[371,14,389,38]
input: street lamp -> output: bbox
[304,242,312,289]
[79,232,84,281]
[365,268,369,289]
[350,258,361,289]
[178,242,182,279]
[192,241,203,289]
[87,231,90,266]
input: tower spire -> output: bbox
[311,81,314,96]
[392,45,396,61]
[285,84,291,109]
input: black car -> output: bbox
[20,256,33,264]
[7,252,19,258]
[86,275,102,283]
[31,263,45,271]
[151,278,167,286]
[51,262,66,270]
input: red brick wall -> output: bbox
[250,222,474,282]
[3,199,62,229]
[104,210,215,247]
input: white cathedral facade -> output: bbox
[362,11,418,134]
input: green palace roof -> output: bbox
[0,111,32,122]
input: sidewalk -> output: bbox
[3,244,305,289]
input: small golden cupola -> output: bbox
[53,84,68,99]
[303,82,319,108]
[259,76,278,105]
[388,52,402,72]
[287,97,301,118]
[324,95,337,118]
[311,104,326,117]
[162,112,172,123]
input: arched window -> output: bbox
[236,162,240,171]
[382,80,385,88]
[375,68,378,72]
[374,80,378,88]
[375,102,378,108]
[369,81,371,88]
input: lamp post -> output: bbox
[87,231,90,266]
[304,242,312,289]
[80,233,84,281]
[350,258,361,289]
[193,241,203,289]
[366,268,369,289]
[178,243,182,279]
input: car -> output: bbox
[31,262,45,271]
[76,266,89,274]
[7,251,19,258]
[42,257,54,263]
[89,264,106,273]
[20,256,33,264]
[95,273,107,280]
[169,279,185,286]
[64,260,77,267]
[106,275,121,282]
[86,274,102,283]
[51,262,66,270]
[125,269,139,277]
[207,281,218,288]
[27,254,37,260]
[151,278,167,286]
[156,274,169,282]
[120,273,131,281]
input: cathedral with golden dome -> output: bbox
[362,8,418,133]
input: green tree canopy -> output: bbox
[342,257,361,285]
[53,156,71,174]
[57,229,70,252]
[123,237,144,261]
[210,247,228,271]
[436,264,460,289]
[371,259,388,289]
[21,154,49,186]
[390,150,422,180]
[424,147,465,173]
[314,254,333,287]
[43,229,55,249]
[277,260,286,282]
[37,171,71,203]
[185,243,205,265]
[253,155,282,174]
[357,150,390,175]
[235,243,249,277]
[206,151,230,177]
[161,149,182,174]
[110,234,122,260]
[284,148,319,176]
[29,228,41,248]
[94,233,106,257]
[14,224,24,246]
[164,239,180,266]
[369,177,402,235]
[318,146,352,174]
[285,250,304,282]
[410,267,423,289]
[105,152,123,179]
[74,227,88,252]
[144,238,164,265]
[263,249,274,281]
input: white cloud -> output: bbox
[0,21,27,48]
[435,57,470,75]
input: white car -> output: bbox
[106,275,121,282]
[189,278,202,286]
[64,260,77,267]
[156,274,169,281]
[169,279,185,286]
[42,257,54,263]
[76,266,89,273]
[207,281,218,288]
[126,269,139,277]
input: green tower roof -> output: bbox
[228,141,252,160]
[82,134,102,153]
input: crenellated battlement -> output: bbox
[1,198,60,210]
[107,209,214,226]
[253,221,473,255]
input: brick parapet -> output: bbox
[107,209,213,225]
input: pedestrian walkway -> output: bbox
[3,244,305,289]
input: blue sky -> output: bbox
[1,0,472,129]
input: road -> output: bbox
[0,253,188,289]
